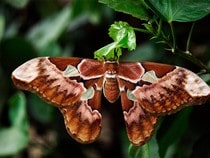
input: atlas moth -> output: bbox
[11,57,210,146]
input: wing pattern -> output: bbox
[12,57,210,146]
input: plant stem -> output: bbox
[169,22,176,52]
[157,19,162,36]
[186,22,195,53]
[134,22,210,73]
[175,48,210,72]
[133,27,150,34]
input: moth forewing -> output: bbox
[11,57,210,146]
[181,67,210,98]
[132,66,210,115]
[11,57,86,107]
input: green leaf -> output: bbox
[8,92,28,128]
[158,108,192,158]
[28,94,54,124]
[27,5,72,52]
[5,0,29,8]
[0,92,29,156]
[72,0,104,24]
[38,41,63,56]
[109,21,136,50]
[0,127,29,156]
[129,144,150,158]
[0,15,5,42]
[128,128,160,158]
[94,21,136,60]
[145,0,210,22]
[94,42,118,60]
[99,0,151,20]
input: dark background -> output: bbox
[0,0,210,158]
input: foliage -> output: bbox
[94,21,136,60]
[98,0,210,157]
[0,0,210,158]
[0,92,29,156]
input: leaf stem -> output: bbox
[157,19,162,36]
[169,22,176,52]
[133,21,210,73]
[133,27,150,34]
[175,48,210,72]
[186,22,195,53]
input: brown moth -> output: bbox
[11,57,210,146]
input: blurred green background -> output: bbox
[0,0,210,158]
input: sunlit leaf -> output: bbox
[94,21,136,60]
[94,42,118,60]
[109,21,136,50]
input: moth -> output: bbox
[12,57,210,146]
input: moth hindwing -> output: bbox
[12,57,210,146]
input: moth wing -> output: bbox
[12,57,85,106]
[118,79,158,146]
[120,88,158,146]
[12,57,103,143]
[133,62,210,115]
[60,87,102,143]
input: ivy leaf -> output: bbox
[94,21,136,60]
[145,0,210,22]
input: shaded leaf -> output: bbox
[99,0,151,20]
[5,0,29,8]
[8,92,27,127]
[72,0,104,24]
[28,94,54,124]
[0,92,29,156]
[27,5,72,52]
[145,0,210,22]
[158,108,192,158]
[0,127,29,156]
[128,127,160,158]
[38,41,63,56]
[0,15,5,42]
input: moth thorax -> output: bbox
[103,77,120,103]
